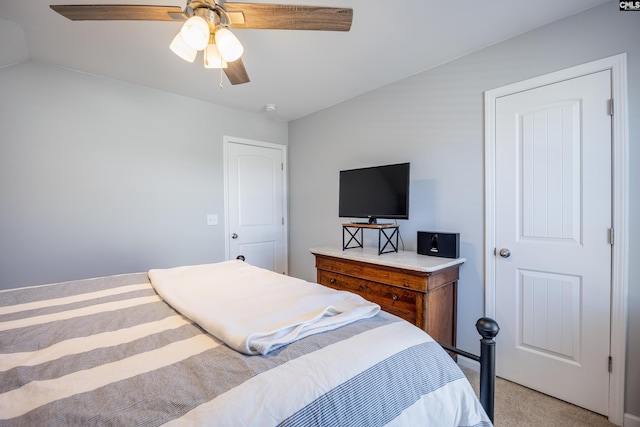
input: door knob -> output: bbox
[231,233,238,239]
[498,248,511,258]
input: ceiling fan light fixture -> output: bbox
[180,15,210,51]
[204,42,227,69]
[215,27,244,62]
[169,32,197,63]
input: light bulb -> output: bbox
[169,32,197,62]
[215,27,244,62]
[204,43,227,69]
[180,16,210,51]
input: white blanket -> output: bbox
[148,260,380,355]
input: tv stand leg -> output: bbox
[342,226,364,250]
[378,227,399,255]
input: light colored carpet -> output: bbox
[461,366,616,426]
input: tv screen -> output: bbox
[339,162,410,223]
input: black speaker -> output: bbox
[417,231,460,259]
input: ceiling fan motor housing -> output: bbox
[186,1,230,25]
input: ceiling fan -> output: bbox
[49,1,353,85]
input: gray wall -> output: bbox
[288,2,638,420]
[0,61,287,288]
[0,1,637,422]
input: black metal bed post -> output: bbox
[476,317,500,423]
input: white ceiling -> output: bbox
[1,0,610,121]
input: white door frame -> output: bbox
[484,54,628,425]
[223,135,288,274]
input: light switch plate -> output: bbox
[206,214,218,226]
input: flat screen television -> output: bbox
[339,162,410,224]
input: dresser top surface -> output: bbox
[310,246,465,273]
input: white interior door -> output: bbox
[225,137,287,274]
[493,70,612,415]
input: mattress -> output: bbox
[0,269,492,426]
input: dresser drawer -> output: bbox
[317,269,419,324]
[315,255,435,292]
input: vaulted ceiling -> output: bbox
[0,0,610,121]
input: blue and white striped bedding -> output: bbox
[0,270,492,426]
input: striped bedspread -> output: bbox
[0,271,492,426]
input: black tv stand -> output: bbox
[342,223,399,255]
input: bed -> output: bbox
[0,260,494,426]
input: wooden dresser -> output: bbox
[310,246,464,347]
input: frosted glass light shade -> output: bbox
[170,32,197,62]
[204,44,227,69]
[180,16,210,51]
[215,28,244,62]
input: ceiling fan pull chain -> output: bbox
[219,68,224,89]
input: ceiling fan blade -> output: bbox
[224,3,352,31]
[224,58,250,85]
[50,5,186,21]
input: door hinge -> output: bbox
[608,356,613,373]
[281,162,284,171]
[609,227,614,245]
[282,217,284,225]
[608,99,614,116]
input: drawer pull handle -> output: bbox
[330,278,336,284]
[392,295,398,301]
[359,284,364,291]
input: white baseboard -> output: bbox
[457,356,480,373]
[625,413,640,427]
